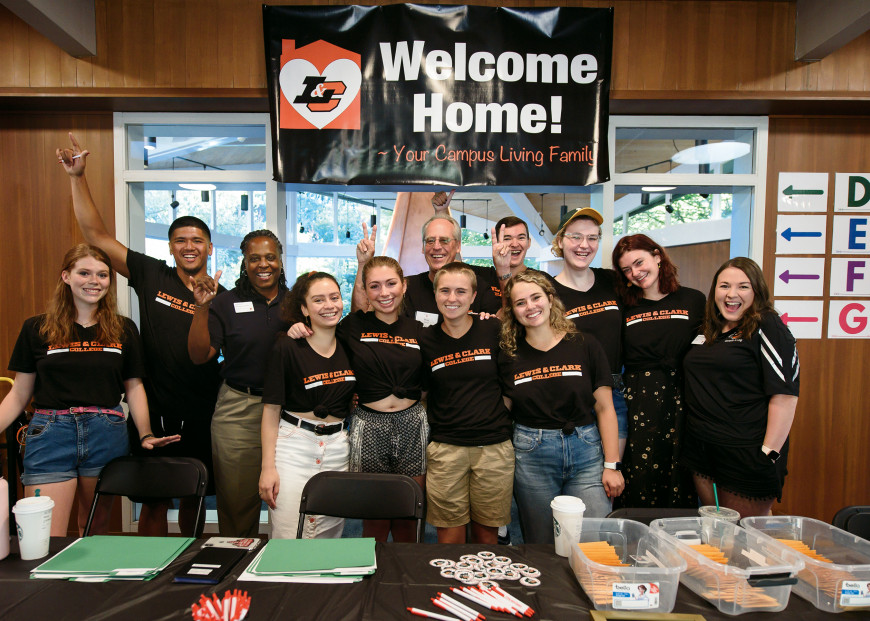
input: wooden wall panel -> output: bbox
[666,240,730,295]
[766,117,870,522]
[0,1,869,103]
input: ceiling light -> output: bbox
[641,186,676,192]
[144,137,157,151]
[179,183,217,191]
[672,141,750,165]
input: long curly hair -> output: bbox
[282,271,341,325]
[235,229,287,300]
[40,244,125,346]
[611,234,680,306]
[703,257,775,344]
[500,270,577,358]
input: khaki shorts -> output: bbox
[425,439,514,528]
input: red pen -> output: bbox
[407,606,462,621]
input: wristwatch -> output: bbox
[761,445,781,463]
[603,461,622,471]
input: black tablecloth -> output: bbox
[0,539,865,620]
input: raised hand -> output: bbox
[491,224,511,273]
[432,189,455,212]
[357,222,377,264]
[56,132,89,177]
[190,270,223,307]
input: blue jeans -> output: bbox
[512,422,611,544]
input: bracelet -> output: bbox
[140,433,155,442]
[499,273,511,281]
[195,302,210,309]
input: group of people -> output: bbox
[0,135,799,540]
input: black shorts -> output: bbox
[679,427,789,501]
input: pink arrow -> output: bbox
[781,313,818,324]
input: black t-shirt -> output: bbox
[498,334,612,429]
[549,268,623,374]
[208,287,290,389]
[126,250,223,426]
[8,316,146,410]
[403,264,501,326]
[262,335,356,420]
[684,312,800,446]
[621,287,706,372]
[337,310,425,404]
[419,318,511,446]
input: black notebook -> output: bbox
[173,546,249,584]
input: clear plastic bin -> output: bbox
[651,517,804,615]
[741,515,870,613]
[568,517,686,613]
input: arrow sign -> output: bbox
[781,313,819,324]
[781,227,823,241]
[783,185,824,196]
[778,270,821,284]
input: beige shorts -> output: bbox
[425,439,514,528]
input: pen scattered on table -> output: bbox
[410,584,536,621]
[191,590,250,621]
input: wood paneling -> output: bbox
[766,117,870,522]
[666,240,730,295]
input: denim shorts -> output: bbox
[22,408,130,485]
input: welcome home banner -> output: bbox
[264,4,613,186]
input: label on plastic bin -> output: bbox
[840,581,870,607]
[611,582,659,610]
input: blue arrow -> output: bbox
[779,270,821,284]
[781,227,823,241]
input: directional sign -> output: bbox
[831,258,870,297]
[777,172,828,212]
[773,257,825,297]
[834,173,870,212]
[832,215,870,254]
[775,300,823,339]
[774,215,827,254]
[828,300,870,338]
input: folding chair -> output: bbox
[832,505,870,539]
[296,471,425,541]
[607,507,700,526]
[83,456,208,536]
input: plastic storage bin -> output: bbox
[742,515,870,613]
[651,516,804,615]
[568,517,686,613]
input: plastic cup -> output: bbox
[551,495,585,557]
[698,505,740,524]
[12,496,54,560]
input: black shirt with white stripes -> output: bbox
[683,311,800,446]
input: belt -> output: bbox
[281,411,348,436]
[33,407,123,416]
[225,381,264,396]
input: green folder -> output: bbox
[253,537,376,575]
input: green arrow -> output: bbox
[783,185,823,196]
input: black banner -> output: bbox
[264,4,613,187]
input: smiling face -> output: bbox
[501,223,532,268]
[365,265,407,319]
[435,271,476,321]
[62,256,111,308]
[715,266,755,331]
[244,237,282,297]
[302,278,343,331]
[557,219,600,270]
[509,281,552,329]
[422,219,460,274]
[618,249,661,295]
[169,226,213,276]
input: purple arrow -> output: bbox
[779,270,821,284]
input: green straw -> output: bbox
[713,483,720,512]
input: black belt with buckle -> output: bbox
[281,411,348,436]
[226,381,264,396]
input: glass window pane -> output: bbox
[297,192,336,243]
[615,127,756,175]
[295,257,357,316]
[127,124,267,171]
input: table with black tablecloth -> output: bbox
[0,539,865,620]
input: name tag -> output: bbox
[234,301,255,313]
[691,334,706,345]
[415,311,439,327]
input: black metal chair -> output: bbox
[296,471,425,541]
[832,505,870,539]
[83,456,208,537]
[606,507,700,525]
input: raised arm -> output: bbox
[57,133,130,278]
[351,222,376,312]
[188,271,222,364]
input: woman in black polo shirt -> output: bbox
[259,272,355,539]
[681,257,799,517]
[189,229,291,537]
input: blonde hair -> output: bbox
[40,244,125,346]
[433,261,477,293]
[499,271,577,358]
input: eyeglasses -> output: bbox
[562,233,600,243]
[424,236,456,247]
